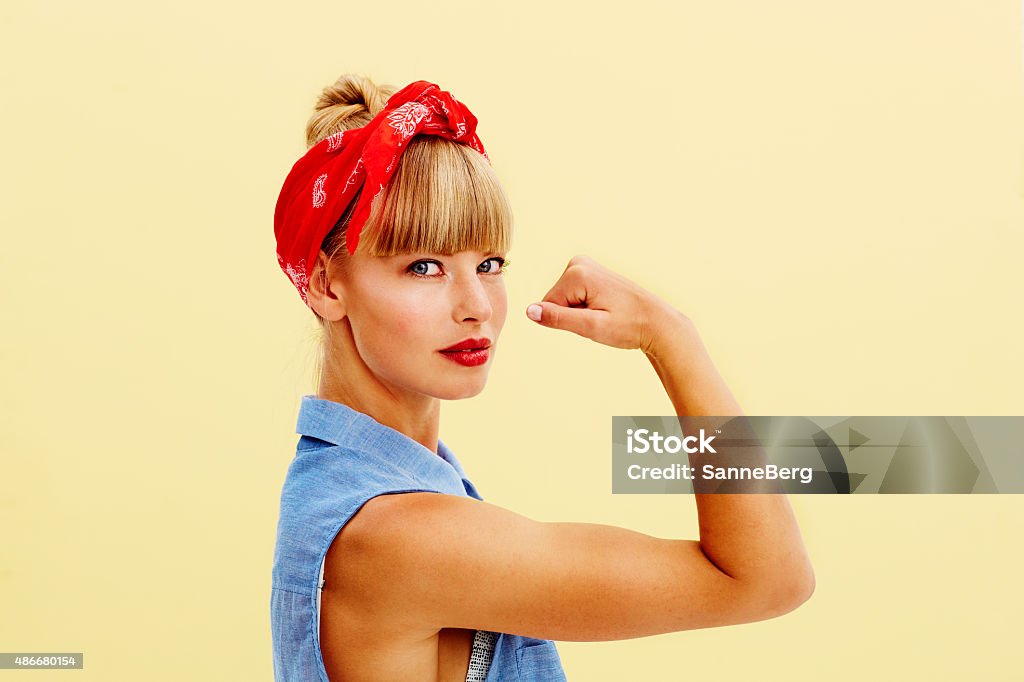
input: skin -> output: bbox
[305,251,814,682]
[307,246,508,453]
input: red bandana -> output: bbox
[273,80,489,306]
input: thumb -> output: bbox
[526,301,597,338]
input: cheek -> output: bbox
[358,289,439,347]
[390,309,432,343]
[348,299,433,383]
[492,287,509,332]
[398,292,446,335]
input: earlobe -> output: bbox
[308,251,347,322]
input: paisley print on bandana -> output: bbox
[386,102,431,139]
[325,131,345,152]
[311,174,328,209]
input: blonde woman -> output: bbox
[270,74,814,682]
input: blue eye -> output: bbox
[408,260,442,277]
[407,257,508,278]
[479,257,508,274]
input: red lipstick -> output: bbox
[439,337,491,367]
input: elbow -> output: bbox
[790,569,816,609]
[717,565,815,627]
[739,562,814,622]
[769,563,816,616]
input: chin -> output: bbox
[435,379,488,401]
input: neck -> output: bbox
[316,321,441,455]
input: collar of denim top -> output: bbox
[294,394,480,497]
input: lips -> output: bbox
[440,337,491,352]
[439,337,492,368]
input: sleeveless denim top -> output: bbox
[271,395,568,681]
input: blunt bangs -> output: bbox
[357,135,513,257]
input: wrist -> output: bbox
[641,301,698,358]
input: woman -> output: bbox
[271,74,814,682]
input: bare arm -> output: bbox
[643,305,815,601]
[325,255,814,645]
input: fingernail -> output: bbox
[527,304,542,322]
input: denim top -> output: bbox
[271,395,568,681]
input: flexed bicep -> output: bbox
[330,491,805,643]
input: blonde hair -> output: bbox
[303,74,513,389]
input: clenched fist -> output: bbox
[525,255,687,355]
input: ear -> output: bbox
[306,250,347,322]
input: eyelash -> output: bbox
[407,257,509,279]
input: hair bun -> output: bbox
[315,74,389,113]
[305,74,397,148]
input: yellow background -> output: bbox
[2,0,1022,679]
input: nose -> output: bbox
[450,272,492,323]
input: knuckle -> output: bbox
[565,260,590,279]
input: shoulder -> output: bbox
[324,491,480,629]
[334,491,488,559]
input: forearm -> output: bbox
[642,308,743,418]
[644,307,814,604]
